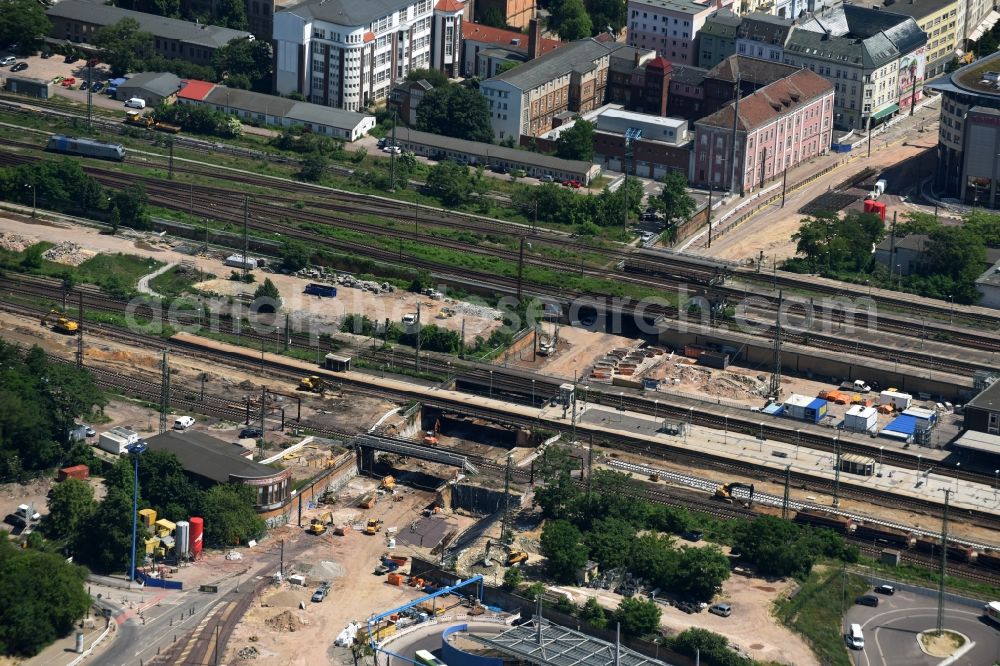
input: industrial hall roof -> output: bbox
[469,620,677,666]
[144,430,287,484]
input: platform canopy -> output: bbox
[952,430,1000,457]
[469,619,676,666]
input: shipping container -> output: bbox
[879,390,912,410]
[304,283,337,298]
[839,453,876,477]
[784,394,828,423]
[57,465,90,481]
[844,405,878,433]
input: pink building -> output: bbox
[626,0,718,66]
[693,68,834,195]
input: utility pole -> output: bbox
[500,453,514,544]
[86,60,94,129]
[389,107,398,192]
[729,74,742,196]
[415,303,422,371]
[159,350,170,434]
[460,318,466,359]
[769,290,783,399]
[76,292,84,367]
[258,386,267,457]
[936,489,951,634]
[833,436,842,508]
[242,196,250,283]
[781,165,788,207]
[706,183,713,248]
[782,465,791,519]
[516,237,525,300]
[866,116,873,159]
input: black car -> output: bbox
[681,530,704,542]
[11,62,27,72]
[64,55,79,64]
[80,80,89,90]
[855,594,879,607]
[239,426,263,439]
[874,584,895,595]
[40,51,51,59]
[92,82,105,93]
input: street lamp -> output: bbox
[994,469,999,494]
[127,440,148,585]
[531,379,535,407]
[654,400,659,426]
[25,183,35,218]
[878,446,884,477]
[948,294,954,325]
[489,370,494,399]
[955,462,960,489]
[795,429,801,459]
[724,415,729,445]
[619,392,624,422]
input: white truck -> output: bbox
[13,503,40,526]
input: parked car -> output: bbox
[84,426,96,437]
[11,62,27,72]
[382,145,401,154]
[681,530,704,542]
[40,51,51,59]
[708,603,732,617]
[539,174,554,183]
[311,587,328,602]
[91,82,105,93]
[64,54,79,64]
[239,426,263,439]
[491,164,508,174]
[562,179,581,188]
[124,97,146,109]
[377,137,387,148]
[51,75,64,84]
[0,56,15,67]
[855,594,879,607]
[80,80,88,90]
[61,78,77,87]
[874,584,895,595]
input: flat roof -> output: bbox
[883,414,918,436]
[470,619,677,666]
[842,453,875,464]
[144,430,287,483]
[952,429,1000,456]
[784,393,816,407]
[599,108,686,128]
[967,380,1000,412]
[846,405,877,417]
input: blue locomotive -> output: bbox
[46,135,126,162]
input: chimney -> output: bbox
[528,19,542,60]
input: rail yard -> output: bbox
[1,96,999,666]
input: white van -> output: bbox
[846,623,864,650]
[173,416,195,430]
[124,97,146,109]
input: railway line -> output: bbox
[2,272,995,491]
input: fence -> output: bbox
[135,571,183,590]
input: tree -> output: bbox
[252,277,282,313]
[92,18,155,77]
[532,446,582,519]
[556,120,595,162]
[426,160,474,206]
[415,86,494,143]
[653,171,696,225]
[550,0,593,40]
[585,0,627,36]
[406,68,450,88]
[213,0,249,30]
[279,239,312,271]
[43,479,96,541]
[213,38,272,92]
[585,518,635,570]
[73,487,137,573]
[671,546,731,601]
[614,597,661,636]
[496,60,521,75]
[201,484,266,547]
[540,519,589,583]
[0,538,91,657]
[299,152,328,182]
[788,211,884,274]
[733,515,819,578]
[502,566,523,591]
[479,7,507,28]
[135,450,203,520]
[672,628,751,666]
[0,0,51,54]
[579,596,607,629]
[921,226,986,303]
[111,184,150,231]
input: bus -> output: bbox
[414,649,447,666]
[985,601,1000,626]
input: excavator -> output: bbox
[506,550,529,566]
[308,511,332,535]
[365,519,384,535]
[714,482,755,508]
[298,375,328,393]
[41,310,78,334]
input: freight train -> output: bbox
[793,508,1000,573]
[622,252,729,287]
[46,135,126,162]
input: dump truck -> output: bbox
[506,551,529,566]
[714,482,755,508]
[41,310,78,334]
[365,519,383,535]
[298,375,328,393]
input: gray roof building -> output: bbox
[700,8,742,37]
[278,0,413,27]
[737,12,794,46]
[116,72,182,103]
[489,39,622,92]
[789,5,927,69]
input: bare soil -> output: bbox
[919,630,965,657]
[510,321,639,380]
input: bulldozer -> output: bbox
[41,310,79,334]
[365,519,384,535]
[298,375,328,393]
[714,482,755,508]
[381,475,396,491]
[506,550,529,566]
[308,511,332,535]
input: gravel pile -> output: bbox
[236,646,259,660]
[452,302,502,320]
[0,233,35,253]
[42,241,91,266]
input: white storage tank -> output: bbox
[844,405,878,433]
[175,520,190,559]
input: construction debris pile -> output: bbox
[236,646,259,660]
[0,233,35,253]
[452,302,502,320]
[42,241,92,266]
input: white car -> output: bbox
[124,97,147,109]
[0,56,16,66]
[382,145,401,154]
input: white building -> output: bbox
[273,0,464,111]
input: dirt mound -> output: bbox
[42,241,93,266]
[265,610,307,632]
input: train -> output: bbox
[46,135,126,162]
[622,252,730,287]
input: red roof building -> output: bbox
[177,79,217,103]
[461,20,562,78]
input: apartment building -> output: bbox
[273,0,463,111]
[626,0,718,65]
[693,68,834,193]
[871,0,959,76]
[926,52,1000,206]
[735,13,793,63]
[782,5,927,130]
[698,9,741,69]
[461,20,562,77]
[478,38,628,139]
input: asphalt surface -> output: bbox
[845,587,1000,666]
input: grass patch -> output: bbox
[774,565,869,666]
[74,253,164,287]
[148,265,212,298]
[860,557,1000,599]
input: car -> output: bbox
[539,174,554,183]
[377,137,387,148]
[124,97,146,109]
[239,426,263,439]
[84,426,96,437]
[708,603,732,617]
[382,145,401,154]
[562,179,581,188]
[51,75,64,84]
[511,168,527,178]
[61,77,76,87]
[91,82,105,93]
[11,62,27,72]
[80,80,89,90]
[846,623,864,650]
[681,530,704,542]
[491,164,509,174]
[874,584,895,595]
[311,587,327,602]
[64,55,79,64]
[0,56,15,67]
[855,594,879,607]
[40,51,51,59]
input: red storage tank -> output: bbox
[190,517,204,558]
[872,201,886,221]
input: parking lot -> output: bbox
[2,49,124,111]
[845,584,1000,666]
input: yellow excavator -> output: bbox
[365,519,384,535]
[506,550,529,566]
[41,310,79,334]
[308,511,332,535]
[714,482,755,508]
[298,375,328,393]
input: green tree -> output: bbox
[579,596,607,629]
[252,277,282,313]
[532,446,581,519]
[672,628,751,666]
[0,0,52,54]
[213,0,249,30]
[111,184,151,231]
[299,152,328,182]
[671,546,731,601]
[586,0,627,35]
[502,565,523,591]
[479,7,507,28]
[135,450,203,520]
[540,519,589,583]
[496,60,520,75]
[550,0,593,40]
[584,518,635,570]
[415,86,494,143]
[733,515,817,578]
[653,170,696,226]
[555,120,595,161]
[74,487,138,573]
[201,484,266,547]
[279,239,312,271]
[627,533,678,589]
[921,226,986,303]
[426,160,474,206]
[789,211,884,274]
[43,478,96,541]
[406,68,450,88]
[614,597,661,636]
[92,18,155,77]
[213,38,272,92]
[0,538,92,657]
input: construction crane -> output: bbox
[41,310,79,334]
[714,482,755,508]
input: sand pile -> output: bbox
[264,610,307,632]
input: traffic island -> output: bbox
[917,629,972,660]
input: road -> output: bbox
[685,98,944,265]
